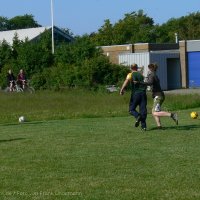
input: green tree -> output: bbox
[113,10,155,44]
[0,40,12,70]
[55,34,101,65]
[155,12,200,42]
[15,32,53,76]
[91,19,114,46]
[8,14,41,30]
[0,16,9,31]
[91,10,156,45]
[179,12,200,40]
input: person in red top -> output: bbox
[17,69,26,89]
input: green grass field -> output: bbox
[0,91,200,200]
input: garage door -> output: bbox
[188,52,200,87]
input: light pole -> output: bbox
[51,0,54,54]
[175,33,178,44]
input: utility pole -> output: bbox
[51,0,54,54]
[175,33,178,44]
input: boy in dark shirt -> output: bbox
[120,64,147,131]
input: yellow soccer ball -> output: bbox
[190,111,198,119]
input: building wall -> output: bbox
[179,40,200,88]
[150,52,180,90]
[134,43,179,53]
[101,41,200,89]
[119,52,150,74]
[119,51,180,90]
[186,40,200,88]
[134,43,150,52]
[187,40,200,52]
[179,41,188,88]
[187,52,200,87]
[101,44,133,64]
[100,43,179,64]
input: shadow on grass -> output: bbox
[0,121,45,126]
[149,124,200,131]
[0,138,26,143]
[21,121,46,125]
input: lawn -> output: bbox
[1,90,200,123]
[0,108,200,200]
[1,90,200,200]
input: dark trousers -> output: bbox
[129,91,147,128]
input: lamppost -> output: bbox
[51,0,54,54]
[175,33,178,44]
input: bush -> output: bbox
[0,33,129,90]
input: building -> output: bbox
[179,40,200,88]
[119,50,180,91]
[101,43,179,64]
[101,41,200,90]
[0,26,74,45]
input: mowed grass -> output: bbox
[0,90,200,199]
[1,111,200,200]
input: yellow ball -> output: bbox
[190,111,198,119]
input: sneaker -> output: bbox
[141,127,147,131]
[157,126,164,130]
[171,113,178,125]
[135,115,141,127]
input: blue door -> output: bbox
[188,52,200,87]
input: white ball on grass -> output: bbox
[19,116,26,123]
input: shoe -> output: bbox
[171,113,178,125]
[135,115,141,127]
[141,127,147,131]
[157,126,165,130]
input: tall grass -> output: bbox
[0,90,200,123]
[166,93,200,110]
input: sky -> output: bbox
[0,0,199,36]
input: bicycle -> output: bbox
[23,81,35,93]
[5,80,35,93]
[18,80,35,93]
[4,81,23,93]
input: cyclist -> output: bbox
[7,69,16,92]
[17,69,27,89]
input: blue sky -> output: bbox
[0,0,199,35]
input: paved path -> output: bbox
[164,88,200,95]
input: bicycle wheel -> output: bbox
[16,86,23,92]
[4,87,10,93]
[24,86,35,93]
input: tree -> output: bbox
[91,19,114,46]
[155,12,200,42]
[15,32,53,76]
[8,14,41,30]
[179,12,200,40]
[91,10,156,45]
[113,10,155,44]
[55,34,101,65]
[0,40,12,70]
[0,16,9,31]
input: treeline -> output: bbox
[0,10,200,90]
[0,32,128,90]
[90,10,200,45]
[0,14,40,31]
